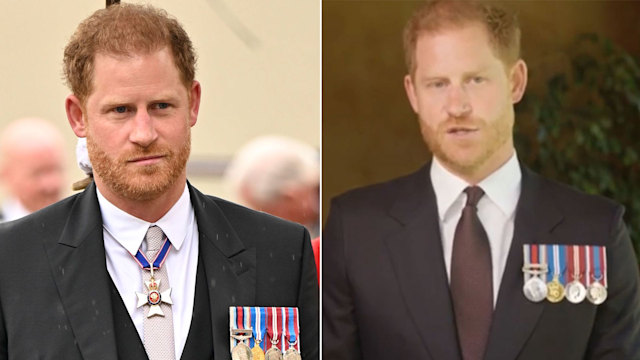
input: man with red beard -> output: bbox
[0,4,317,360]
[323,1,640,360]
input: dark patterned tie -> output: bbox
[450,186,493,360]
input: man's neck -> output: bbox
[437,147,515,185]
[94,177,187,223]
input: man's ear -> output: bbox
[404,74,419,113]
[66,94,87,137]
[510,59,528,104]
[188,81,202,127]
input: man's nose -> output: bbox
[129,109,158,147]
[445,86,472,118]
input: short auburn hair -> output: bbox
[63,3,197,104]
[403,0,520,76]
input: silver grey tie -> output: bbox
[142,225,176,360]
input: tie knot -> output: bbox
[464,186,484,207]
[145,225,166,252]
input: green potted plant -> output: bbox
[516,33,640,262]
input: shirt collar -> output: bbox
[1,197,31,222]
[97,183,194,255]
[430,153,522,220]
[477,153,521,218]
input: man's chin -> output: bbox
[435,150,485,174]
[118,183,170,202]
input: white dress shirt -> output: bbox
[430,154,522,305]
[98,184,199,359]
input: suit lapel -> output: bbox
[43,183,119,360]
[484,166,563,360]
[188,184,256,360]
[383,166,462,360]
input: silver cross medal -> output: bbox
[136,265,173,317]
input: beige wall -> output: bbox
[0,0,320,203]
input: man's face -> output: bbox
[79,47,199,202]
[404,23,527,182]
[4,144,64,212]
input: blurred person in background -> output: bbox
[225,135,320,238]
[0,117,66,222]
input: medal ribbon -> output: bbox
[132,236,172,270]
[237,306,244,336]
[523,245,531,282]
[278,307,285,351]
[266,307,273,351]
[230,307,237,349]
[244,307,253,348]
[267,307,281,351]
[558,245,567,285]
[592,245,607,287]
[540,244,548,281]
[545,245,555,283]
[294,307,300,352]
[285,307,300,351]
[567,245,575,281]
[585,245,592,287]
[593,246,601,282]
[600,246,608,287]
[578,245,586,286]
[254,307,266,351]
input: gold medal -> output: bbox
[252,344,265,360]
[546,276,565,303]
[264,347,283,360]
[283,347,302,360]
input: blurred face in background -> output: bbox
[0,120,66,212]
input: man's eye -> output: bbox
[472,76,484,84]
[156,103,170,109]
[114,106,127,113]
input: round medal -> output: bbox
[265,347,283,360]
[523,276,548,302]
[565,280,587,304]
[231,342,253,360]
[586,281,608,305]
[283,348,302,360]
[252,344,265,360]
[546,278,565,303]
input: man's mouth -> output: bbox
[128,155,165,165]
[447,127,479,135]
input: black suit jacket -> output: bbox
[323,164,640,359]
[0,182,318,360]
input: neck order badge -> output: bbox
[133,236,174,317]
